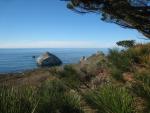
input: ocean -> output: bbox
[0,48,108,73]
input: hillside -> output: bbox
[0,43,150,113]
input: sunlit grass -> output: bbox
[85,85,134,113]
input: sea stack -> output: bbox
[36,52,62,67]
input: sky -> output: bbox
[0,0,148,48]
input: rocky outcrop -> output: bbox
[36,52,62,67]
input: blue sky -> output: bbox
[0,0,147,48]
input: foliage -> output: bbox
[85,85,134,113]
[66,0,150,38]
[116,40,135,48]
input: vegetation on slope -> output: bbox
[0,42,150,113]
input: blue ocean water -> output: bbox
[0,48,108,73]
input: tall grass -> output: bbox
[37,80,84,113]
[125,43,150,65]
[133,71,150,99]
[107,49,132,81]
[85,85,134,113]
[108,48,132,72]
[132,71,150,113]
[58,65,81,89]
[60,91,83,113]
[0,80,84,113]
[0,86,38,113]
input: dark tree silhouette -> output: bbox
[116,40,135,48]
[64,0,150,38]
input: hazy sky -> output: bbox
[0,0,148,48]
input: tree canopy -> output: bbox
[65,0,150,38]
[116,40,135,48]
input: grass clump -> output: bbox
[60,91,83,113]
[37,80,67,113]
[110,66,123,81]
[107,48,132,81]
[0,80,84,113]
[0,86,38,113]
[85,85,134,113]
[132,71,150,112]
[125,43,150,65]
[133,71,150,98]
[108,48,132,72]
[58,65,81,89]
[37,80,84,113]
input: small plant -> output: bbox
[85,85,134,113]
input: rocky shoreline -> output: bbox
[0,51,104,86]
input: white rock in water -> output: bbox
[36,52,62,67]
[80,56,87,62]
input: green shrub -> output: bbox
[85,85,134,113]
[108,48,132,72]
